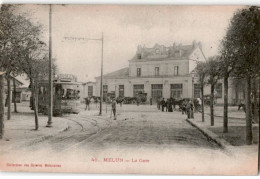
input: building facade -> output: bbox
[93,41,219,102]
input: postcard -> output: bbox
[0,4,259,175]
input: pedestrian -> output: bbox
[186,100,191,118]
[181,99,187,115]
[168,98,173,112]
[85,97,90,111]
[150,97,153,105]
[166,99,169,112]
[111,98,117,120]
[186,100,194,119]
[120,99,123,107]
[161,98,166,112]
[157,97,161,110]
[172,97,176,109]
[190,100,194,118]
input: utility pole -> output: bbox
[64,33,104,115]
[47,4,53,127]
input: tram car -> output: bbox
[38,74,82,116]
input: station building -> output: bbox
[83,41,244,104]
[93,41,210,102]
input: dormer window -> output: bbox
[137,53,142,59]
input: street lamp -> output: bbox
[47,4,53,127]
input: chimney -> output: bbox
[179,49,182,57]
[192,40,197,48]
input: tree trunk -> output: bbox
[259,77,260,124]
[223,76,229,133]
[245,76,252,145]
[210,84,215,126]
[31,79,39,130]
[0,74,5,139]
[6,76,11,120]
[201,83,205,122]
[13,77,18,113]
[252,78,258,123]
[235,82,238,104]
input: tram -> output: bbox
[38,74,82,116]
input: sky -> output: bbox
[16,4,244,83]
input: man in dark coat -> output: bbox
[168,98,173,112]
[85,97,90,111]
[161,98,166,112]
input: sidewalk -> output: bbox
[187,111,259,151]
[204,106,246,119]
[0,102,69,151]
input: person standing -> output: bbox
[168,98,173,112]
[150,97,153,105]
[85,97,90,111]
[111,98,117,120]
[157,97,161,110]
[165,99,169,112]
[186,100,191,118]
[181,100,187,115]
[186,100,194,119]
[190,100,194,118]
[161,98,166,112]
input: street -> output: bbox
[0,103,258,175]
[26,103,219,153]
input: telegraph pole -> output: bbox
[100,33,104,115]
[64,33,104,115]
[47,4,53,127]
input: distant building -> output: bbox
[2,75,24,103]
[82,81,97,99]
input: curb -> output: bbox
[186,118,234,154]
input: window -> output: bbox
[88,86,93,97]
[170,84,183,99]
[155,67,159,76]
[174,66,179,76]
[194,84,201,98]
[216,83,222,98]
[133,84,144,97]
[151,84,163,100]
[137,68,141,77]
[119,85,124,98]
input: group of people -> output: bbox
[156,97,176,112]
[180,99,195,119]
[156,97,196,119]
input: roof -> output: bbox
[130,42,200,62]
[96,67,129,79]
